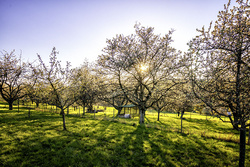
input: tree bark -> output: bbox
[233,113,240,129]
[139,109,145,124]
[61,108,67,131]
[67,107,69,115]
[8,101,13,110]
[117,108,122,116]
[79,107,80,117]
[36,102,39,108]
[28,108,31,118]
[248,128,250,145]
[180,111,184,133]
[239,128,246,167]
[18,99,19,112]
[157,110,160,121]
[82,105,85,116]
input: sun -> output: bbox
[140,64,148,72]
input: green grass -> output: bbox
[0,102,250,167]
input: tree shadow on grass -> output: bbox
[158,120,173,129]
[1,109,249,167]
[185,118,238,134]
[133,125,178,166]
[85,123,178,166]
[0,111,60,124]
[144,116,151,124]
[109,123,242,167]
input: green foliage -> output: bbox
[0,103,250,167]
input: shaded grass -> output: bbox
[0,104,250,166]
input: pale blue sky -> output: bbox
[0,0,235,67]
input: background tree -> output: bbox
[157,82,193,132]
[73,63,90,116]
[25,64,44,108]
[73,62,100,115]
[0,50,29,110]
[38,47,77,130]
[151,87,177,121]
[151,97,168,122]
[98,23,185,124]
[188,0,249,166]
[97,79,128,116]
[174,84,193,133]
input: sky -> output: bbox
[0,0,237,67]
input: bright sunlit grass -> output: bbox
[0,102,249,167]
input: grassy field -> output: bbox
[0,102,250,167]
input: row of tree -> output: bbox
[0,0,249,166]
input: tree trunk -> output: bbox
[82,105,85,116]
[248,128,250,145]
[117,108,122,116]
[236,53,244,167]
[233,113,240,129]
[239,128,246,167]
[79,107,80,117]
[89,104,93,112]
[36,102,39,108]
[8,100,13,110]
[180,111,184,133]
[157,110,160,121]
[139,109,145,124]
[18,99,19,112]
[61,108,67,131]
[67,107,69,115]
[28,108,31,118]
